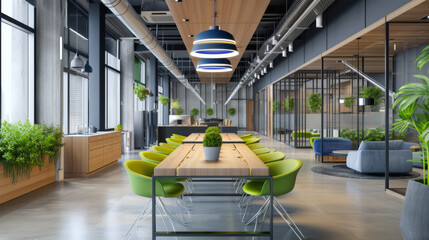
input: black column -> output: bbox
[88,2,105,130]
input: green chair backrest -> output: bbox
[139,151,167,164]
[151,146,174,155]
[240,134,253,139]
[260,159,303,196]
[291,131,313,139]
[123,160,166,197]
[252,147,271,155]
[245,137,261,145]
[309,137,343,148]
[258,151,286,164]
[160,142,178,149]
[172,134,187,140]
[166,138,183,146]
[247,143,265,150]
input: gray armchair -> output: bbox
[346,140,415,173]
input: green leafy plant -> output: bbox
[115,124,123,131]
[308,93,322,112]
[361,87,384,110]
[158,95,170,106]
[284,97,294,112]
[0,119,65,183]
[203,132,222,147]
[134,85,150,101]
[340,127,405,142]
[206,108,214,116]
[272,101,281,112]
[344,95,356,108]
[228,108,236,117]
[415,45,429,72]
[206,126,221,134]
[175,108,184,115]
[170,99,181,109]
[190,108,199,117]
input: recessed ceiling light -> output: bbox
[421,15,429,20]
[188,34,194,37]
[182,19,189,22]
[175,0,182,2]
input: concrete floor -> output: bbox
[0,132,409,240]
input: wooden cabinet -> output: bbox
[64,132,122,177]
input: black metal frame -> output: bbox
[151,176,274,239]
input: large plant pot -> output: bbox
[0,156,56,204]
[400,180,429,240]
[203,147,221,161]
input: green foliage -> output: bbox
[344,95,356,108]
[175,108,184,115]
[0,119,65,183]
[170,99,181,109]
[158,95,170,106]
[190,108,199,117]
[134,85,150,101]
[284,97,294,112]
[361,87,384,110]
[340,128,358,142]
[272,101,281,112]
[206,108,214,116]
[115,124,123,131]
[203,132,222,147]
[415,45,429,72]
[205,126,221,135]
[340,127,407,142]
[308,93,322,112]
[227,108,236,117]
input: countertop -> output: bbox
[65,131,121,137]
[158,125,237,127]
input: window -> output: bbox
[105,47,121,129]
[134,57,147,111]
[158,76,164,125]
[1,0,35,123]
[64,72,89,134]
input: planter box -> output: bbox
[0,156,56,204]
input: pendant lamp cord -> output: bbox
[213,0,216,26]
[76,11,79,55]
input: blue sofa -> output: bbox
[313,138,351,160]
[346,140,414,173]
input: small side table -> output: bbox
[331,150,351,166]
[410,145,421,152]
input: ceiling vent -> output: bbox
[141,11,174,23]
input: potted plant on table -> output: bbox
[206,108,214,117]
[203,131,222,161]
[361,87,384,111]
[393,44,429,240]
[175,108,184,115]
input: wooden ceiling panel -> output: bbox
[166,0,270,83]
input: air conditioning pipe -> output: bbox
[101,0,205,104]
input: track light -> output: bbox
[254,73,257,78]
[175,0,182,2]
[316,14,323,28]
[264,67,267,74]
[257,75,260,80]
[261,69,264,76]
[269,62,273,68]
[282,49,287,57]
[288,42,294,52]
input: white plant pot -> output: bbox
[203,147,221,161]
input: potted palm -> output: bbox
[394,45,429,240]
[203,131,222,161]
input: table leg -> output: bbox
[152,177,156,240]
[270,177,273,240]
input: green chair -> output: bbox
[172,134,187,140]
[252,147,275,155]
[241,159,305,240]
[166,137,183,146]
[247,143,265,150]
[160,142,179,149]
[139,151,167,164]
[123,160,187,237]
[258,151,286,164]
[244,137,261,145]
[240,134,253,139]
[151,146,175,155]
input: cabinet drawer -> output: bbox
[89,140,104,150]
[89,148,105,172]
[89,135,105,143]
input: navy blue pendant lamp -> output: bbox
[191,0,238,59]
[196,58,233,72]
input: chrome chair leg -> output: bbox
[274,197,306,240]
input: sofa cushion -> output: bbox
[313,138,351,155]
[358,140,403,151]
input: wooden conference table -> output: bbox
[182,133,245,144]
[152,135,273,239]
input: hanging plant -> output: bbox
[360,87,384,110]
[175,108,184,115]
[190,108,199,117]
[344,95,356,108]
[134,85,150,101]
[206,108,214,116]
[228,108,236,117]
[284,97,294,112]
[308,93,322,112]
[272,101,281,112]
[158,95,170,106]
[170,99,181,110]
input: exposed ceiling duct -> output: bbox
[101,0,205,104]
[225,0,335,105]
